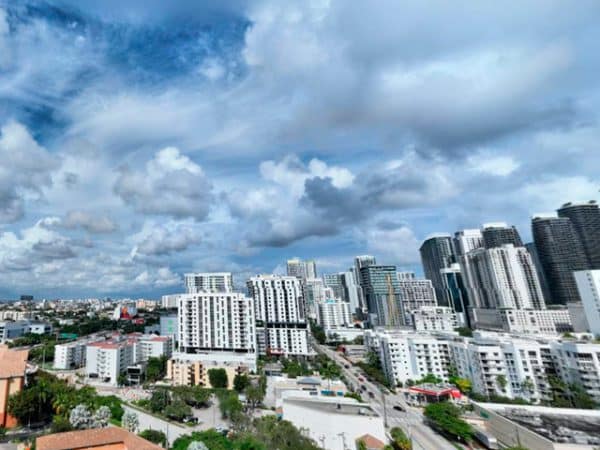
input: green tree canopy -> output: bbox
[208,368,229,389]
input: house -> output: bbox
[36,428,162,450]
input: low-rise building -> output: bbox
[280,394,385,450]
[36,428,163,450]
[316,298,352,330]
[471,307,572,334]
[166,351,255,388]
[0,345,29,428]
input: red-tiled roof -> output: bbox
[36,427,163,450]
[356,434,386,450]
[0,345,28,379]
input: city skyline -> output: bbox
[0,1,599,298]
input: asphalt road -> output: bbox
[314,343,457,450]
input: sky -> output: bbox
[0,0,599,299]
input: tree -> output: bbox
[149,389,170,413]
[252,416,322,450]
[452,378,472,394]
[146,356,168,382]
[424,402,473,442]
[139,429,167,447]
[496,375,508,392]
[93,405,111,428]
[234,374,250,392]
[164,401,193,422]
[187,442,209,450]
[217,391,242,419]
[455,327,473,337]
[208,368,229,389]
[521,378,534,396]
[122,411,139,433]
[50,415,73,433]
[246,384,265,411]
[390,427,412,450]
[69,404,92,429]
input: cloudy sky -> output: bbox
[0,0,598,298]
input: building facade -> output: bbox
[359,265,402,327]
[419,235,455,306]
[532,215,588,304]
[397,272,438,326]
[481,223,523,249]
[574,270,600,336]
[460,244,546,310]
[247,275,309,356]
[178,292,256,354]
[184,272,233,293]
[558,201,600,269]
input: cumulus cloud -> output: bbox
[114,147,213,220]
[62,210,118,233]
[131,220,200,257]
[0,121,60,222]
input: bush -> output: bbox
[139,429,167,446]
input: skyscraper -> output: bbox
[531,215,588,304]
[340,270,361,313]
[453,229,484,256]
[354,255,377,310]
[481,223,523,249]
[558,201,600,269]
[247,275,309,356]
[286,258,317,280]
[419,235,455,305]
[323,273,345,300]
[440,263,471,327]
[359,265,402,326]
[460,244,546,310]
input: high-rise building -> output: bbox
[481,222,523,249]
[419,235,455,305]
[178,292,256,354]
[558,201,600,269]
[323,273,345,300]
[440,264,471,327]
[453,229,483,256]
[184,272,233,293]
[354,255,377,310]
[574,270,600,336]
[396,272,438,326]
[525,242,552,304]
[359,265,402,326]
[460,244,546,310]
[303,277,326,319]
[286,258,317,280]
[247,275,309,356]
[316,298,352,330]
[532,215,588,304]
[340,270,361,313]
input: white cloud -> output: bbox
[114,147,213,220]
[62,210,118,233]
[467,153,520,177]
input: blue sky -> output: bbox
[0,0,599,298]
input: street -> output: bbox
[314,343,457,450]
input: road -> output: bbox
[315,343,457,450]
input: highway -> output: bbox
[314,342,457,450]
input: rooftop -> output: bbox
[36,427,163,450]
[0,345,29,379]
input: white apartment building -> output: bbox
[55,339,92,370]
[304,278,326,319]
[574,270,600,336]
[178,292,256,355]
[161,294,181,309]
[247,275,309,356]
[85,334,173,385]
[0,310,32,321]
[411,306,458,332]
[461,244,546,310]
[0,320,52,341]
[366,328,451,386]
[184,272,233,293]
[316,298,352,330]
[471,308,572,335]
[366,328,600,403]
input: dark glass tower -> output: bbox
[531,216,588,304]
[359,265,402,327]
[558,201,600,269]
[419,235,455,306]
[482,223,523,249]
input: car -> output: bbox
[368,391,375,398]
[344,364,350,369]
[361,385,367,391]
[358,376,364,382]
[393,405,404,412]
